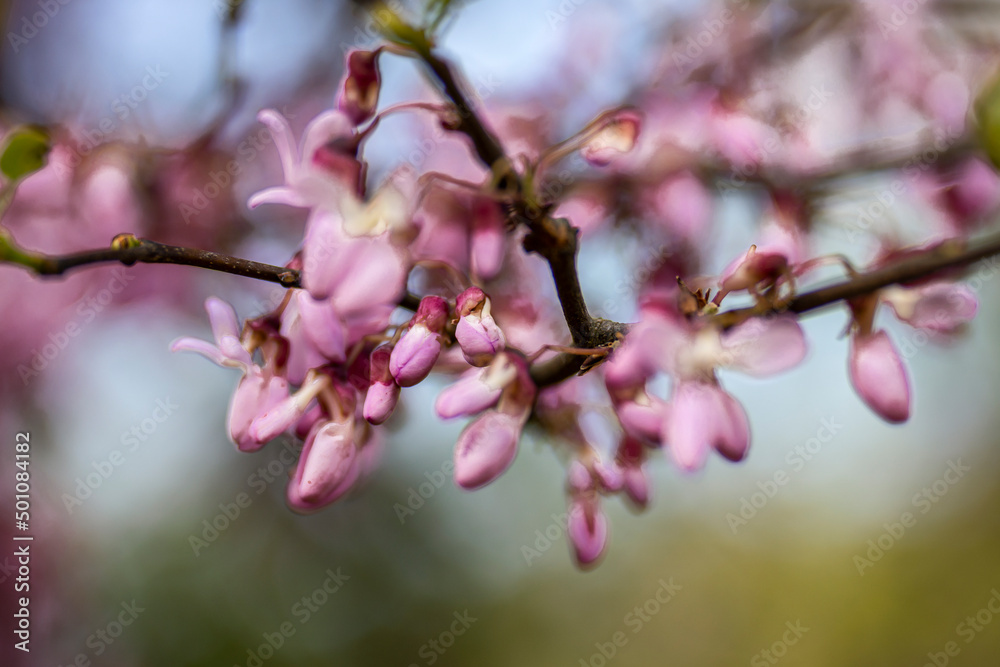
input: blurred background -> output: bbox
[3,0,1000,665]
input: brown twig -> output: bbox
[2,233,301,288]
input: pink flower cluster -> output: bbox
[170,22,990,568]
[173,51,530,512]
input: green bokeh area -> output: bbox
[47,431,1000,667]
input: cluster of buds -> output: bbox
[164,20,992,570]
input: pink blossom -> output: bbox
[453,410,523,490]
[227,367,291,452]
[248,109,359,211]
[287,419,360,512]
[648,170,712,242]
[717,245,790,301]
[881,283,978,334]
[454,287,506,366]
[171,298,290,452]
[451,352,536,489]
[665,380,750,471]
[390,296,448,387]
[848,330,911,424]
[249,371,330,442]
[616,437,649,509]
[607,309,805,469]
[363,344,400,425]
[567,496,608,567]
[613,391,669,443]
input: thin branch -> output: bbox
[717,232,1000,326]
[1,233,301,288]
[530,232,1000,387]
[414,47,507,170]
[413,47,623,351]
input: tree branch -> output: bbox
[716,232,1000,326]
[413,47,626,353]
[1,232,301,288]
[529,232,1000,387]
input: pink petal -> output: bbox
[363,380,400,425]
[435,368,502,418]
[470,198,506,280]
[364,345,400,425]
[205,296,241,342]
[170,337,231,368]
[593,460,624,492]
[453,410,522,490]
[455,315,505,366]
[228,369,290,452]
[623,467,649,509]
[721,315,807,377]
[247,185,310,210]
[614,394,667,444]
[389,325,441,387]
[287,419,359,512]
[301,110,356,167]
[567,499,608,567]
[849,331,911,423]
[249,393,307,442]
[650,171,711,241]
[892,283,978,333]
[665,381,749,472]
[257,109,298,182]
[329,239,408,317]
[712,388,751,463]
[297,293,347,361]
[567,460,593,493]
[944,159,1000,227]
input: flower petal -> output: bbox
[568,498,608,567]
[287,419,359,512]
[435,368,503,419]
[721,315,807,377]
[849,330,911,423]
[453,410,522,489]
[257,109,298,183]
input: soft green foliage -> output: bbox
[0,125,50,181]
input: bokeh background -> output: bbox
[3,0,1000,665]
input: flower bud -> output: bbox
[848,330,911,423]
[337,49,382,125]
[455,287,505,366]
[568,497,608,567]
[453,410,523,490]
[363,344,400,425]
[390,296,448,387]
[228,367,290,452]
[287,419,359,512]
[581,109,641,166]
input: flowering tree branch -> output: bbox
[411,45,630,355]
[717,231,1000,327]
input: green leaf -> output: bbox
[0,126,51,181]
